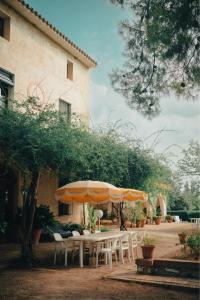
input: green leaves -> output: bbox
[110,0,200,117]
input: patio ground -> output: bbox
[0,222,199,300]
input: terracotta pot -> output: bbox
[140,219,145,227]
[132,223,136,228]
[155,217,161,225]
[146,219,151,225]
[141,245,155,259]
[136,221,141,228]
[167,219,173,223]
[125,221,132,228]
[178,233,187,244]
[32,228,42,245]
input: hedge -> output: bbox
[167,210,200,221]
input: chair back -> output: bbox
[111,238,119,250]
[121,233,129,242]
[83,229,90,235]
[53,232,63,242]
[137,231,146,243]
[72,230,80,236]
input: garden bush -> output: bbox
[167,210,200,221]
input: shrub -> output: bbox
[167,210,200,221]
[33,205,57,230]
[187,231,200,257]
[143,235,157,246]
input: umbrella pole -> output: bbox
[83,203,86,226]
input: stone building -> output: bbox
[0,0,96,225]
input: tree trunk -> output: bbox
[119,202,126,231]
[19,170,40,265]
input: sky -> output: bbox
[25,0,200,165]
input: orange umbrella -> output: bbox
[55,180,124,204]
[120,188,148,202]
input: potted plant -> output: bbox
[140,212,146,227]
[166,215,173,223]
[153,215,162,225]
[136,218,141,227]
[178,231,187,244]
[32,204,56,244]
[141,235,156,259]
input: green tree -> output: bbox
[0,98,82,263]
[109,0,200,117]
[178,141,200,177]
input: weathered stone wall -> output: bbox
[0,1,91,222]
[0,1,90,121]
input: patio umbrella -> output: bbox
[55,180,124,204]
[120,188,148,202]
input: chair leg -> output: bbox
[128,248,131,262]
[120,249,124,264]
[105,253,107,265]
[64,247,67,267]
[96,253,99,268]
[54,250,57,265]
[109,252,112,268]
[115,251,118,262]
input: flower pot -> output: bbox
[125,221,132,228]
[146,219,151,225]
[167,219,173,223]
[136,220,141,228]
[32,228,42,245]
[155,217,161,225]
[141,245,155,259]
[131,223,136,228]
[140,219,145,227]
[178,233,187,244]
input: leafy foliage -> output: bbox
[109,0,200,117]
[178,141,200,177]
[187,230,200,257]
[33,205,57,230]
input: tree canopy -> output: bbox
[109,0,200,117]
[178,140,200,177]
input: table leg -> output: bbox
[64,246,67,267]
[80,241,84,268]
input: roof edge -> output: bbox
[3,0,97,68]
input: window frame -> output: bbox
[0,10,10,41]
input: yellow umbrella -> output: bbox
[120,188,148,202]
[55,180,124,204]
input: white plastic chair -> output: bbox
[136,231,146,245]
[83,229,90,235]
[129,231,138,260]
[72,230,80,236]
[119,234,131,264]
[53,233,68,266]
[95,239,113,268]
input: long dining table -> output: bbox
[67,231,126,267]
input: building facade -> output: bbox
[0,0,96,224]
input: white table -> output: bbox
[67,231,126,267]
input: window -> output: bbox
[0,17,4,37]
[58,202,73,216]
[0,11,10,41]
[0,68,14,108]
[67,60,73,81]
[59,99,71,122]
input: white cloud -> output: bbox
[89,82,200,163]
